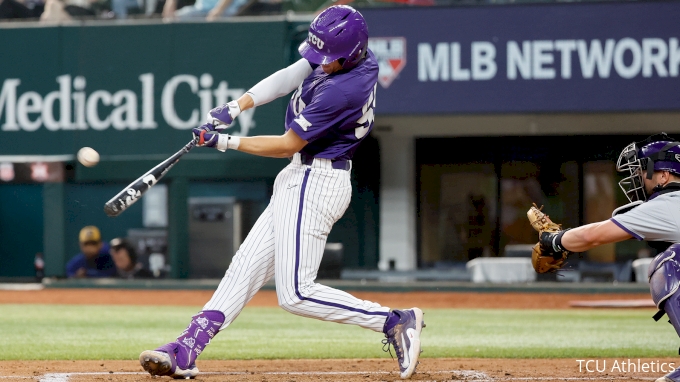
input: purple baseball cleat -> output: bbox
[139,310,224,379]
[382,308,425,379]
[139,342,199,379]
[657,367,680,382]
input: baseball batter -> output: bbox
[528,133,680,382]
[139,5,424,380]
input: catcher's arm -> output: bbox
[527,204,635,273]
[560,220,632,252]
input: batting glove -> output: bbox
[207,100,241,130]
[192,126,240,152]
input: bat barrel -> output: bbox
[104,139,196,217]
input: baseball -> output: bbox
[77,147,100,167]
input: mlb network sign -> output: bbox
[417,38,680,82]
[362,2,680,114]
[0,73,256,134]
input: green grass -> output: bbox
[0,304,677,360]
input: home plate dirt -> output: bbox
[0,358,673,381]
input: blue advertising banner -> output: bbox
[362,2,680,114]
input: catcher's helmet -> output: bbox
[298,5,369,70]
[617,133,680,202]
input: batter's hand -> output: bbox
[191,127,240,152]
[207,100,241,129]
[192,126,220,148]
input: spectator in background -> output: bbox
[111,0,139,19]
[109,238,153,279]
[66,226,116,278]
[39,0,71,21]
[0,0,38,19]
[161,0,246,21]
[40,0,95,22]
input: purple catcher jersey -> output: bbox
[285,49,378,160]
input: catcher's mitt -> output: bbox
[527,204,570,273]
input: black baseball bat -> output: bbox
[104,139,197,217]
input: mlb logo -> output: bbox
[368,37,407,89]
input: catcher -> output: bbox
[527,133,680,382]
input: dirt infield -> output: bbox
[1,358,675,381]
[0,288,654,309]
[0,289,661,381]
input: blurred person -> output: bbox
[530,133,680,382]
[139,5,424,380]
[161,0,245,21]
[466,194,490,260]
[40,0,94,21]
[65,226,116,278]
[110,0,133,18]
[34,252,45,282]
[109,238,154,279]
[110,0,143,19]
[0,0,35,19]
[39,0,70,21]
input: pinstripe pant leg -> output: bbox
[202,203,276,329]
[273,166,390,333]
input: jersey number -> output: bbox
[291,84,306,117]
[291,82,376,140]
[355,83,376,139]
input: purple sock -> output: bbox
[173,310,225,369]
[382,310,401,334]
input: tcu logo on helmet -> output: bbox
[308,32,325,49]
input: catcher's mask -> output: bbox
[617,133,680,202]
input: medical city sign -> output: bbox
[0,74,256,136]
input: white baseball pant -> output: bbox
[203,153,390,332]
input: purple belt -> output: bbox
[299,153,350,171]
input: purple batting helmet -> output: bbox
[617,133,680,202]
[298,5,369,70]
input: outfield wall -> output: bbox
[2,1,680,277]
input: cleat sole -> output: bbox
[139,350,199,379]
[139,350,173,377]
